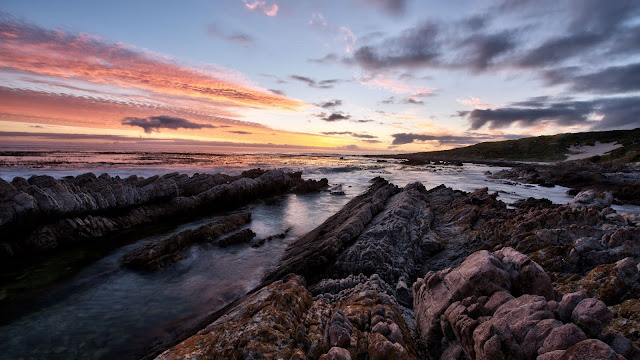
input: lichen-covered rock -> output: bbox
[155,277,314,360]
[156,275,418,360]
[557,258,640,306]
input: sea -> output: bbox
[0,151,638,359]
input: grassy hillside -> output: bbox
[386,128,640,163]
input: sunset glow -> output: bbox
[1,1,639,153]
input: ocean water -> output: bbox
[0,152,637,359]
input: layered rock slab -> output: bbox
[262,177,400,285]
[1,170,323,259]
[120,212,252,270]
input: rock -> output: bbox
[251,227,291,248]
[155,275,418,360]
[120,212,251,270]
[323,347,351,360]
[557,292,588,322]
[560,339,622,360]
[606,299,640,348]
[1,169,326,261]
[539,323,588,354]
[262,178,399,285]
[570,190,614,210]
[571,298,614,336]
[216,229,256,248]
[557,257,640,306]
[155,278,313,360]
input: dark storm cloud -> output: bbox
[316,99,343,109]
[121,116,217,133]
[289,75,343,89]
[321,131,378,139]
[207,23,254,43]
[546,63,640,94]
[462,96,640,131]
[361,0,407,16]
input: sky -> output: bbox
[0,0,639,154]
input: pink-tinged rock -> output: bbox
[324,346,351,360]
[539,323,587,354]
[558,291,588,322]
[571,298,614,335]
[494,247,555,301]
[559,339,623,360]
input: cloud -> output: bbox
[321,131,378,139]
[353,119,374,123]
[0,131,369,153]
[290,75,343,89]
[390,132,524,146]
[391,133,481,146]
[461,96,640,131]
[316,99,343,109]
[360,0,407,16]
[0,18,303,110]
[358,73,436,95]
[315,112,351,121]
[243,0,278,16]
[308,53,340,64]
[457,96,491,110]
[121,115,217,133]
[545,63,640,94]
[309,13,328,28]
[467,105,593,130]
[269,89,285,96]
[404,97,424,105]
[339,26,357,53]
[353,22,441,70]
[458,31,516,71]
[227,130,252,135]
[207,23,254,43]
[517,33,603,68]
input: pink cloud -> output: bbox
[456,96,491,110]
[339,26,357,53]
[243,0,279,16]
[358,73,436,95]
[0,18,302,110]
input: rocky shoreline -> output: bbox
[0,169,328,263]
[150,178,639,359]
[2,168,639,359]
[487,161,640,206]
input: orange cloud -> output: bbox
[0,19,302,110]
